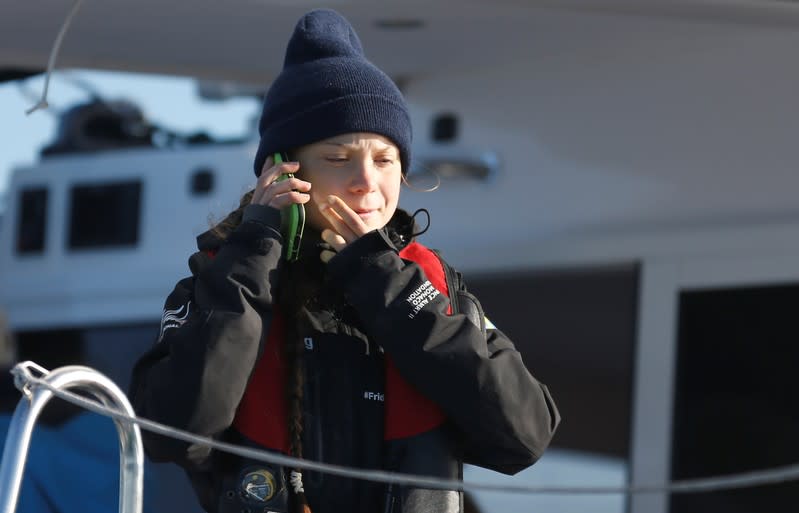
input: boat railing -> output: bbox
[1,360,799,513]
[0,362,143,513]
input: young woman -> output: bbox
[129,9,559,513]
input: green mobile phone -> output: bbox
[274,152,305,262]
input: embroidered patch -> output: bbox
[158,302,190,342]
[240,469,277,502]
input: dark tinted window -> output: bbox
[68,181,141,249]
[16,187,48,254]
[671,284,799,512]
[467,263,639,459]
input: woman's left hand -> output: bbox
[319,195,370,263]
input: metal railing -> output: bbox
[2,359,799,512]
[0,362,143,513]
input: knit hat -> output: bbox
[253,9,412,176]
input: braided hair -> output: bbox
[210,189,314,513]
[279,266,314,513]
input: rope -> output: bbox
[10,363,799,496]
[26,0,87,115]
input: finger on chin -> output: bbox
[320,207,356,243]
[326,195,370,235]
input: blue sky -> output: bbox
[0,70,261,206]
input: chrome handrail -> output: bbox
[0,362,143,513]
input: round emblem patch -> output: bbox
[239,469,277,503]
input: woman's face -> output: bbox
[294,132,402,233]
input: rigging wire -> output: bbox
[10,362,799,497]
[26,0,87,115]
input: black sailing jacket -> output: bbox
[129,205,560,513]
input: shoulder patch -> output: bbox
[158,302,191,342]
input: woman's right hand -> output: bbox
[251,155,312,208]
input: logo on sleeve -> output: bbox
[158,302,191,342]
[405,280,440,319]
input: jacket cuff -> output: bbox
[226,205,283,255]
[327,229,397,288]
[242,203,281,229]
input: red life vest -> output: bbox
[232,241,449,452]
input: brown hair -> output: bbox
[208,189,254,240]
[281,287,312,513]
[211,190,312,513]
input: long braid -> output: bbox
[280,260,315,513]
[209,189,314,512]
[283,310,311,513]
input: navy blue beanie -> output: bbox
[253,9,412,176]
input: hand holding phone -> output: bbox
[273,152,305,262]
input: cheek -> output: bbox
[297,171,330,231]
[305,205,330,232]
[306,173,346,201]
[378,177,401,226]
[383,176,401,209]
[304,189,333,232]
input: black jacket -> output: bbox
[129,205,560,513]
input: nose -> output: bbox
[348,158,377,194]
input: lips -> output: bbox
[355,209,377,218]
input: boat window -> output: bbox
[671,284,799,512]
[15,187,48,255]
[465,263,639,513]
[190,167,215,196]
[68,181,141,249]
[432,112,458,142]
